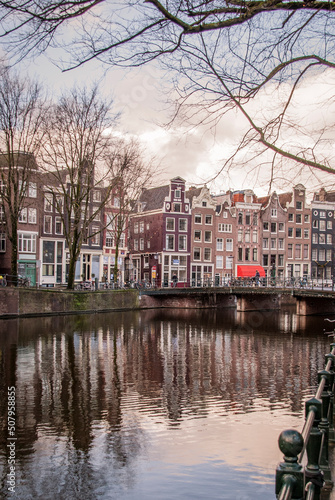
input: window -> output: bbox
[93,211,100,221]
[216,256,223,269]
[304,229,309,238]
[288,213,294,222]
[91,227,100,245]
[271,238,276,249]
[0,180,6,195]
[278,255,284,266]
[263,222,269,231]
[204,248,211,261]
[175,189,181,199]
[271,222,277,233]
[296,214,302,224]
[312,248,317,260]
[179,218,187,231]
[245,213,251,225]
[327,234,332,245]
[313,220,318,228]
[134,239,138,251]
[238,247,243,261]
[226,239,233,251]
[312,233,318,244]
[194,230,201,241]
[327,220,332,230]
[55,216,63,235]
[245,248,250,261]
[140,221,144,233]
[195,214,202,224]
[279,223,284,231]
[288,244,293,258]
[193,247,201,260]
[278,238,284,249]
[288,228,293,237]
[304,214,310,223]
[237,229,243,242]
[28,208,36,224]
[252,248,258,261]
[0,233,5,252]
[320,211,326,218]
[263,238,269,249]
[28,182,37,198]
[252,231,258,243]
[19,207,27,223]
[42,241,55,276]
[144,256,149,268]
[140,238,144,250]
[204,231,212,242]
[263,254,268,266]
[319,220,326,231]
[319,234,326,244]
[44,215,52,234]
[296,201,302,210]
[44,193,53,212]
[0,206,4,221]
[238,212,243,224]
[271,208,277,217]
[295,244,301,259]
[113,197,120,208]
[93,190,101,202]
[106,235,114,247]
[166,218,175,231]
[18,233,36,253]
[166,234,174,250]
[295,228,302,238]
[205,215,212,225]
[179,235,187,251]
[244,229,250,243]
[252,213,258,225]
[202,201,207,207]
[218,223,232,232]
[223,211,228,218]
[319,249,325,261]
[327,249,332,261]
[304,244,309,259]
[134,222,138,234]
[174,203,181,212]
[216,238,223,251]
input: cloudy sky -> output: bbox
[6,44,335,199]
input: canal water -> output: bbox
[0,307,333,500]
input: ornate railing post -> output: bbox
[304,397,324,500]
[325,350,335,442]
[317,369,334,490]
[276,429,304,499]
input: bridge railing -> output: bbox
[275,334,335,499]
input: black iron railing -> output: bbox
[275,323,335,499]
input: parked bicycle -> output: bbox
[0,274,7,287]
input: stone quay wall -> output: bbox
[0,288,140,318]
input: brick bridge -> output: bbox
[140,286,335,316]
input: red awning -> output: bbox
[236,265,266,278]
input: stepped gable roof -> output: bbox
[139,184,170,211]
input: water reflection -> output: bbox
[0,308,333,499]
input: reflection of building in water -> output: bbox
[0,310,329,460]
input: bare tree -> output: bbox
[40,84,120,289]
[0,65,45,279]
[104,138,158,284]
[1,1,335,185]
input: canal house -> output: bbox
[128,177,191,286]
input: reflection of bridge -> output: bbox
[140,286,335,316]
